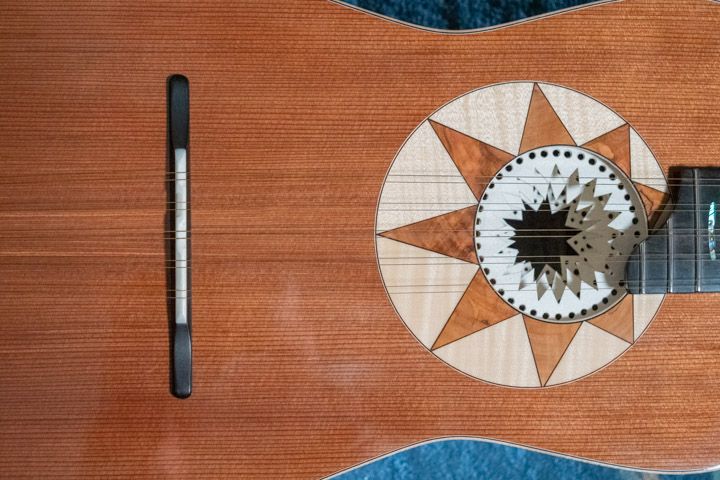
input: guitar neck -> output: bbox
[626,167,720,293]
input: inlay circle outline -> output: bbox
[375,81,668,388]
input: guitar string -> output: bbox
[0,203,716,212]
[0,287,688,296]
[0,171,705,178]
[1,252,718,260]
[4,182,712,294]
[3,169,719,277]
[3,231,720,237]
[0,185,703,207]
[0,249,717,259]
[0,223,717,230]
[0,170,694,177]
[2,229,719,237]
[3,206,715,213]
[131,279,720,296]
[0,181,707,190]
[0,255,717,263]
[0,171,712,182]
[3,279,710,294]
[1,256,719,270]
[2,259,715,292]
[0,179,718,190]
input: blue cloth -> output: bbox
[332,439,720,479]
[341,0,595,30]
[331,1,719,478]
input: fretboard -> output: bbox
[626,167,720,293]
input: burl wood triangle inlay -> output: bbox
[429,120,514,200]
[582,124,631,177]
[635,182,667,219]
[379,206,478,264]
[588,295,634,343]
[523,317,581,386]
[431,271,517,350]
[519,84,575,153]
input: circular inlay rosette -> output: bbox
[375,82,668,388]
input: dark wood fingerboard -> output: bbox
[626,168,720,293]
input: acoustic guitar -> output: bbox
[2,0,720,477]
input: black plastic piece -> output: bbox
[168,74,191,399]
[170,75,189,150]
[173,322,192,398]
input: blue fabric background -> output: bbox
[341,0,595,30]
[332,439,720,479]
[332,1,720,478]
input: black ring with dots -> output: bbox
[474,145,647,324]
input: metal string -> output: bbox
[0,170,713,182]
[0,230,716,235]
[0,255,717,268]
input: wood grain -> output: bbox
[589,294,635,343]
[583,124,632,177]
[1,0,720,477]
[429,119,514,199]
[636,182,668,221]
[519,84,575,153]
[379,205,478,264]
[524,316,582,386]
[432,271,517,349]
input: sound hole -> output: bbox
[475,145,646,323]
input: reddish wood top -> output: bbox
[1,0,720,477]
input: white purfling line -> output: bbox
[175,147,188,325]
